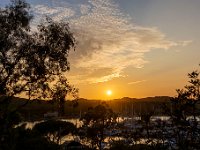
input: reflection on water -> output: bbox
[17,118,83,144]
[16,116,200,146]
[17,118,82,129]
[18,116,172,129]
[61,119,83,128]
[16,121,41,129]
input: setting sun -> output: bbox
[106,90,112,96]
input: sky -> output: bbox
[1,0,200,99]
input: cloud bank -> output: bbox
[30,0,190,84]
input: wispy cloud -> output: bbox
[128,80,146,85]
[80,4,91,15]
[30,0,191,84]
[33,4,75,20]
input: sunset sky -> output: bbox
[1,0,200,99]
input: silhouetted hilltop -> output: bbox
[1,96,171,120]
[112,96,171,102]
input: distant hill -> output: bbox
[1,96,172,121]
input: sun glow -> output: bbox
[106,90,112,96]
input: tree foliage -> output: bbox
[81,104,117,149]
[0,0,76,99]
[0,0,77,148]
[52,76,78,116]
[171,65,200,122]
[168,65,200,149]
[33,120,77,144]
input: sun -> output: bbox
[106,90,112,96]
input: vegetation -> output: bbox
[0,0,77,149]
[80,104,117,149]
[1,0,200,150]
[167,65,200,149]
[2,96,171,121]
[33,120,76,144]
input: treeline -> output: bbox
[70,96,172,117]
[5,96,172,120]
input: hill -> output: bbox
[1,96,172,121]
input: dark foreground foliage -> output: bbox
[0,0,77,149]
[1,0,200,150]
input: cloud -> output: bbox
[128,80,146,85]
[88,72,123,84]
[180,40,193,47]
[32,4,75,20]
[33,5,59,15]
[30,0,191,84]
[80,4,91,15]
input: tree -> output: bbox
[33,120,77,144]
[52,76,78,116]
[0,0,77,148]
[140,111,154,140]
[14,124,59,150]
[168,64,200,149]
[81,104,117,150]
[173,65,200,119]
[0,0,76,100]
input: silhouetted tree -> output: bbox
[33,120,76,144]
[172,65,200,120]
[52,76,78,116]
[0,0,75,99]
[168,64,200,149]
[140,110,154,140]
[81,104,117,150]
[14,124,59,150]
[0,0,76,149]
[184,69,200,120]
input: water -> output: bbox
[17,118,82,129]
[16,116,200,146]
[17,115,195,130]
